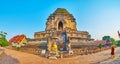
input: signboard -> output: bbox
[69,50,73,55]
[62,31,67,51]
[41,49,46,56]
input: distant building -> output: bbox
[34,8,94,45]
[94,40,106,46]
[9,35,27,46]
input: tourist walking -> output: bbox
[111,45,115,59]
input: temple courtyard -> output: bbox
[1,8,119,64]
[0,47,120,64]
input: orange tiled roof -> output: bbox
[9,35,26,44]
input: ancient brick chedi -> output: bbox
[34,8,93,45]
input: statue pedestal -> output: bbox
[48,51,59,59]
[49,56,57,60]
[59,52,63,58]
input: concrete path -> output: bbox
[93,47,120,64]
[1,47,120,64]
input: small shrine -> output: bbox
[46,31,72,59]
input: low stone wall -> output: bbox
[7,44,111,58]
[72,46,111,56]
[8,45,42,56]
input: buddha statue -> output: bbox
[51,42,58,52]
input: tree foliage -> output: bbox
[98,43,102,49]
[0,31,9,46]
[102,36,117,46]
[110,38,117,46]
[102,36,111,46]
[116,40,120,46]
[0,38,9,46]
[102,36,110,41]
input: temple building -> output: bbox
[34,8,94,45]
[9,35,27,46]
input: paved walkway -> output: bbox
[0,47,120,64]
[93,47,120,64]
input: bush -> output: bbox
[98,43,102,49]
[0,37,9,46]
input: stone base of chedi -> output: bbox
[34,8,94,45]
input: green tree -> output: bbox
[110,38,117,46]
[102,36,110,41]
[0,31,9,46]
[102,36,111,46]
[116,40,120,46]
[98,43,102,51]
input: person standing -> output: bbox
[111,45,115,59]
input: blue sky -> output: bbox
[0,0,120,40]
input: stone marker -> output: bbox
[69,50,73,55]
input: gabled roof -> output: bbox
[9,34,26,44]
